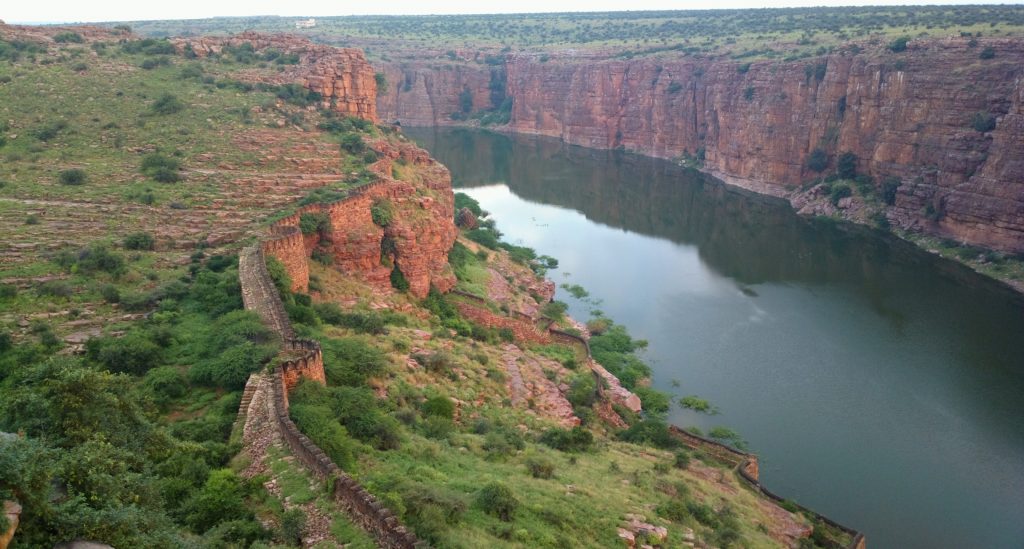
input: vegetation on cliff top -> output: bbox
[122,6,1024,60]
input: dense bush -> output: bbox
[151,93,184,115]
[340,132,366,154]
[53,32,84,43]
[58,168,87,185]
[971,111,997,132]
[289,401,358,469]
[837,151,857,179]
[979,46,995,59]
[53,243,125,277]
[881,177,900,205]
[317,337,388,386]
[33,120,68,141]
[539,426,593,452]
[298,211,330,235]
[476,482,518,521]
[829,183,852,206]
[888,36,909,52]
[806,147,828,172]
[144,366,188,403]
[140,153,182,182]
[619,419,679,449]
[371,199,395,227]
[525,456,555,479]
[124,231,155,250]
[89,333,162,375]
[421,395,455,419]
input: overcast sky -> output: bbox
[2,0,1013,24]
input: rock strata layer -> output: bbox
[376,38,1024,252]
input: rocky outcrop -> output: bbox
[265,139,457,299]
[173,32,377,120]
[377,37,1024,252]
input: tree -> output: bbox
[124,232,155,250]
[459,88,473,114]
[837,151,857,179]
[151,93,184,115]
[888,36,909,52]
[374,72,388,95]
[806,148,829,173]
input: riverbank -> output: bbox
[702,161,1024,296]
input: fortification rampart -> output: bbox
[237,246,424,549]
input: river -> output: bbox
[406,127,1024,549]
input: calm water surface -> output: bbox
[408,128,1024,549]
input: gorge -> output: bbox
[375,36,1024,258]
[407,127,1024,549]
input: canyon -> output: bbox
[375,37,1024,253]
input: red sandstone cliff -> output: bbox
[175,32,378,120]
[263,138,457,299]
[376,38,1024,253]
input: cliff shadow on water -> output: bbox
[411,126,1024,304]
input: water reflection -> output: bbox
[408,127,1024,549]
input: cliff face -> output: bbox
[265,138,457,299]
[175,32,378,120]
[377,38,1024,252]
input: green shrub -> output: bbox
[0,284,17,299]
[36,280,73,298]
[454,192,482,216]
[539,426,593,452]
[140,153,182,182]
[837,151,857,179]
[881,177,900,205]
[971,111,997,132]
[53,32,84,43]
[737,62,751,73]
[525,456,555,479]
[619,419,679,449]
[31,120,68,141]
[322,337,389,386]
[829,183,852,206]
[298,212,330,235]
[421,415,454,439]
[289,402,358,469]
[390,265,410,291]
[414,351,456,375]
[140,56,171,70]
[566,373,597,409]
[144,366,188,403]
[476,482,518,521]
[340,133,366,154]
[92,333,162,375]
[634,387,671,416]
[483,427,526,456]
[190,341,275,389]
[806,148,828,172]
[979,46,995,59]
[279,508,306,545]
[151,93,184,115]
[124,231,155,250]
[99,284,121,303]
[184,469,251,533]
[371,199,394,227]
[657,499,689,522]
[58,168,86,185]
[422,395,455,419]
[888,36,909,52]
[708,426,748,450]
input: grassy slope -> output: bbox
[287,231,818,548]
[0,30,375,547]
